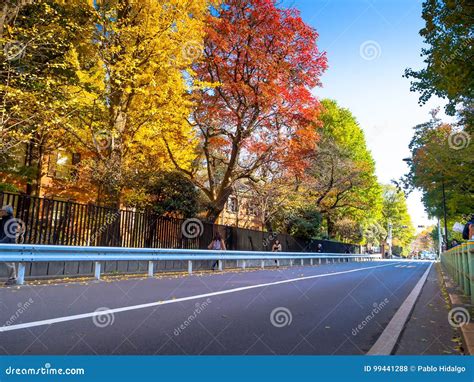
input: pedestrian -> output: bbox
[208,232,226,271]
[272,239,282,267]
[0,205,18,286]
[462,215,474,241]
[317,243,323,253]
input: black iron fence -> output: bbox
[0,191,358,253]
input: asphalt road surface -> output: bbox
[0,261,431,355]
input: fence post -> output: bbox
[94,261,101,280]
[468,243,474,305]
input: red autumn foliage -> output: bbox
[189,0,328,220]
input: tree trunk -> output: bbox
[326,215,335,239]
[205,187,233,223]
[25,139,42,196]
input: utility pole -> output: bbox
[441,179,449,249]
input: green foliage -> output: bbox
[286,207,323,240]
[0,183,19,193]
[381,184,415,254]
[403,113,474,221]
[307,99,383,241]
[404,0,473,117]
[148,172,199,218]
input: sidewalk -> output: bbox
[394,263,464,355]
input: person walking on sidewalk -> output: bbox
[208,232,226,271]
[272,239,282,267]
[0,205,18,286]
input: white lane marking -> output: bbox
[367,262,433,355]
[1,263,399,333]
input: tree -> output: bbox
[166,0,327,222]
[306,99,382,239]
[286,207,322,240]
[0,0,96,194]
[64,0,208,205]
[404,0,473,120]
[1,0,208,203]
[403,111,474,221]
[380,185,415,255]
[412,227,435,254]
[148,171,199,218]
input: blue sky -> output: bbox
[285,0,453,229]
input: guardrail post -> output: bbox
[276,259,280,267]
[300,259,304,266]
[462,245,470,297]
[94,261,101,280]
[261,260,265,269]
[290,260,293,266]
[148,261,154,277]
[318,258,322,265]
[310,258,313,266]
[242,260,246,270]
[188,260,193,275]
[218,260,223,271]
[17,263,26,285]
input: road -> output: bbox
[0,261,431,355]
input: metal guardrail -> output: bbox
[0,244,382,285]
[440,241,474,304]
